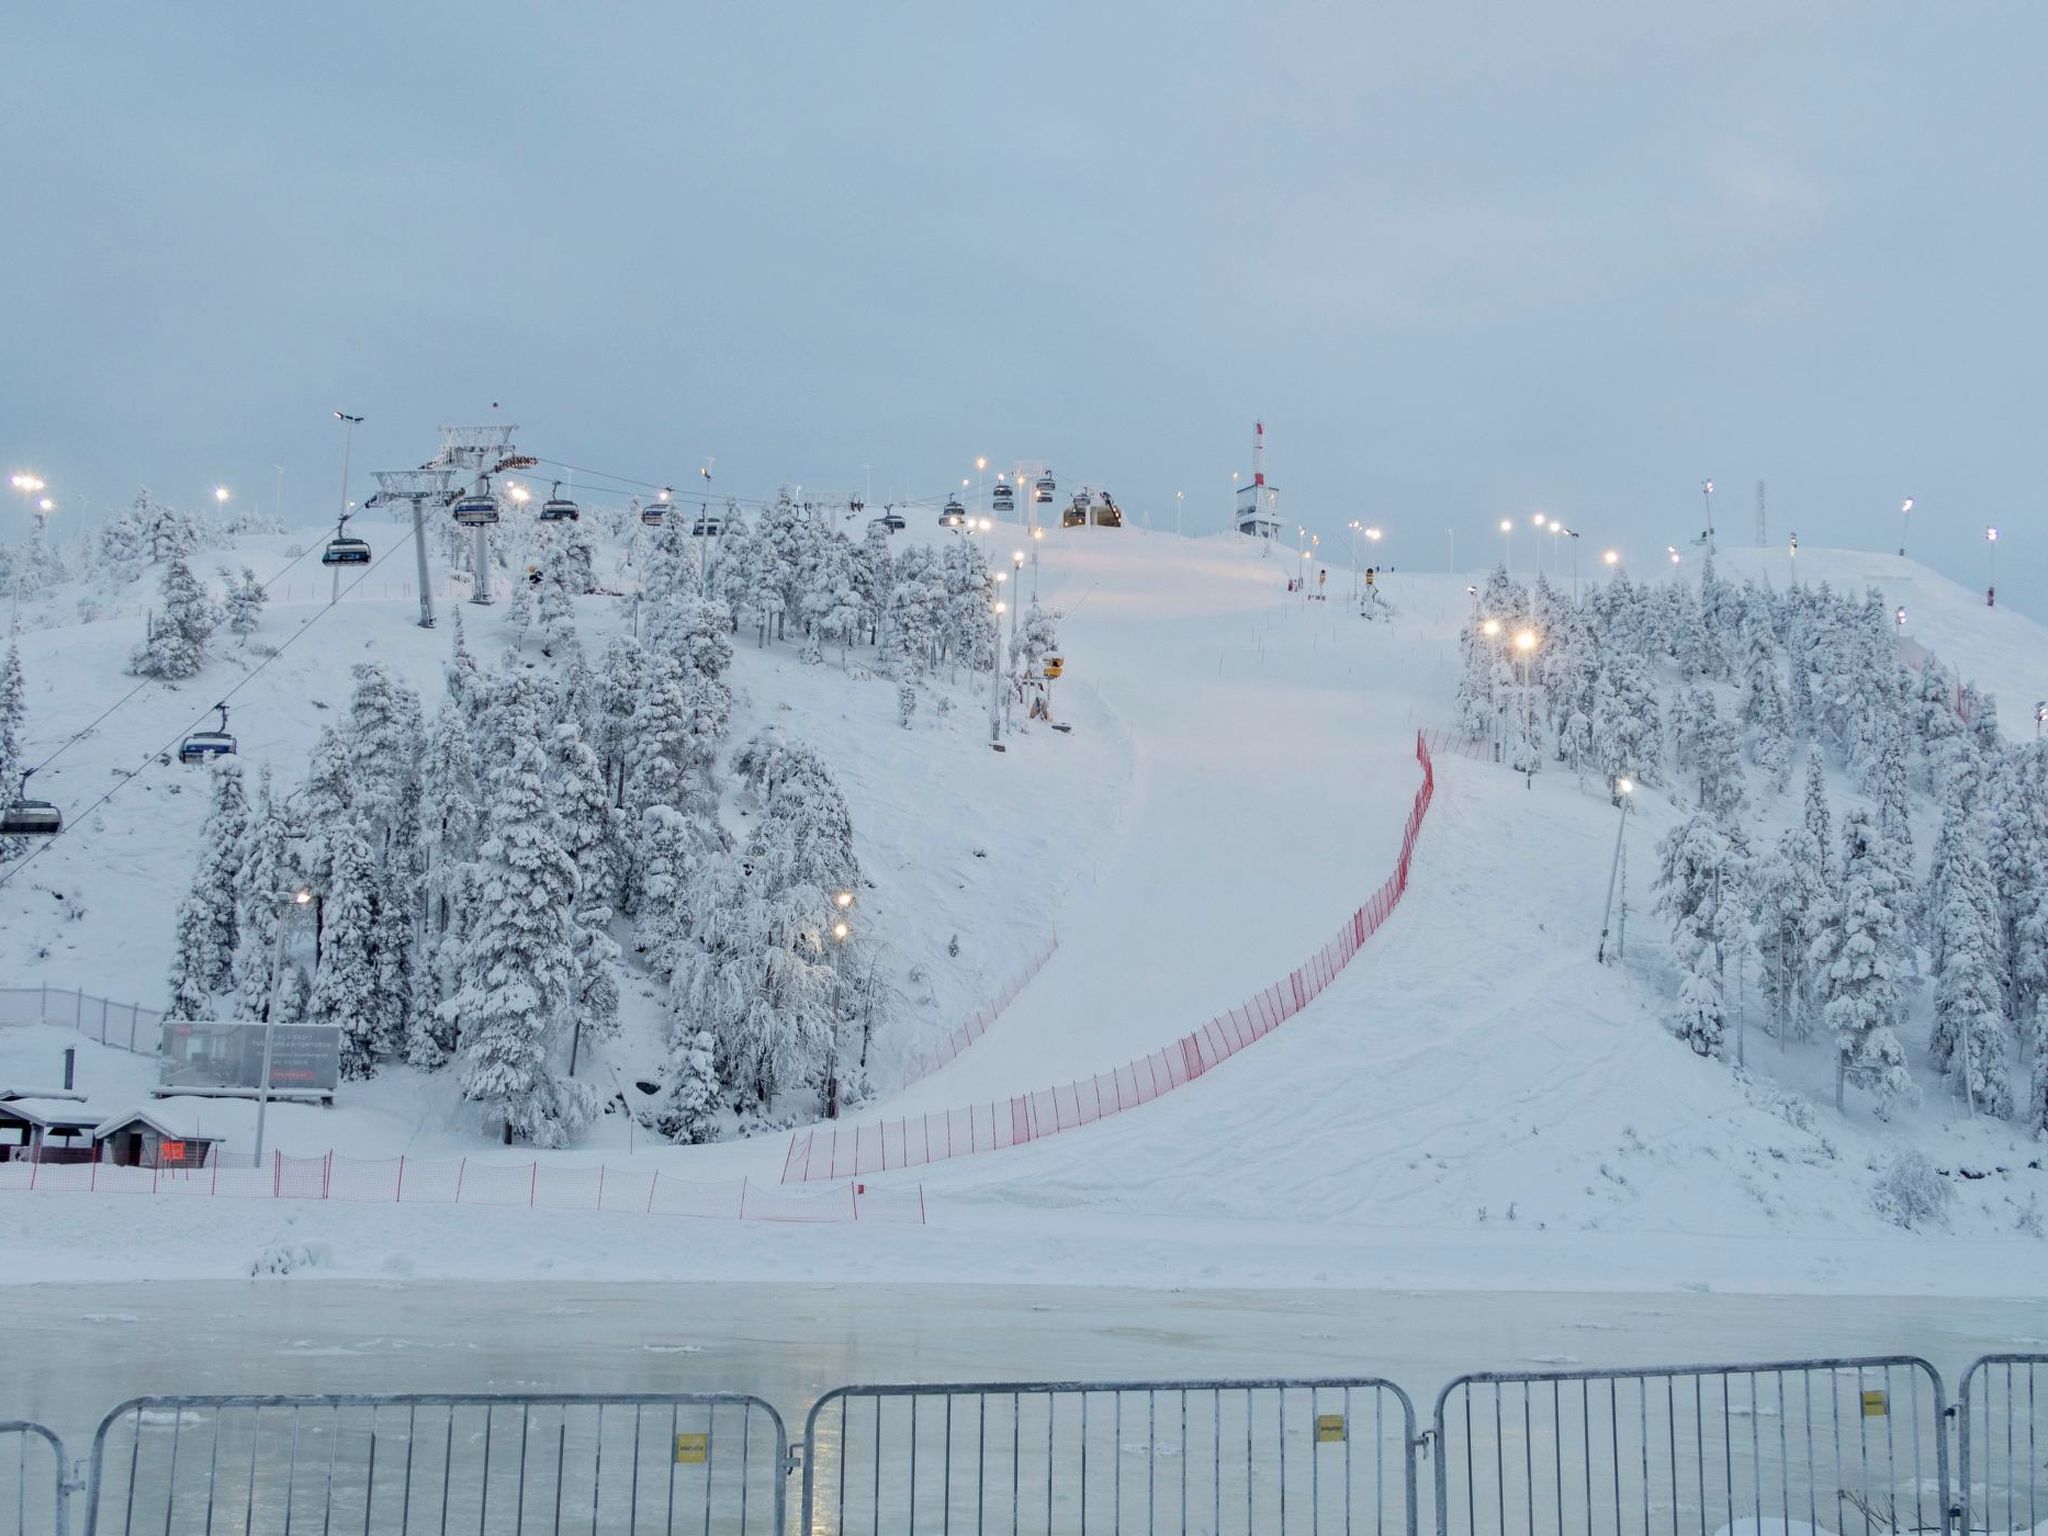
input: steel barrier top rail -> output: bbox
[1432,1353,1948,1407]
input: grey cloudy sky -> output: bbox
[5,3,2044,613]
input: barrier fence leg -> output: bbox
[395,1156,405,1202]
[738,1176,749,1220]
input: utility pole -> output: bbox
[1701,479,1715,554]
[987,576,1007,750]
[1597,781,1634,962]
[1755,480,1766,548]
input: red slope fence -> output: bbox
[897,931,1060,1087]
[781,732,1438,1183]
[0,1152,924,1224]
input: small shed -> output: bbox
[0,1098,103,1163]
[92,1106,231,1169]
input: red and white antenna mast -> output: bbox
[1253,420,1267,487]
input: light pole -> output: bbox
[1513,628,1539,785]
[1603,548,1621,581]
[1481,617,1504,760]
[1701,479,1715,553]
[254,885,315,1167]
[1175,489,1183,537]
[1986,526,1999,607]
[1030,525,1044,601]
[8,474,47,634]
[332,412,363,605]
[988,577,1008,749]
[1531,512,1547,578]
[1898,497,1913,558]
[1559,524,1580,600]
[1787,531,1798,586]
[1008,549,1025,731]
[1499,518,1512,571]
[823,891,855,1116]
[1597,779,1634,963]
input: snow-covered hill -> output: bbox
[1,520,2044,1291]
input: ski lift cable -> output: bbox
[21,535,335,783]
[0,535,413,894]
[522,457,767,510]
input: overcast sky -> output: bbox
[5,4,2044,614]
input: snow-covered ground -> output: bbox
[1,524,2044,1296]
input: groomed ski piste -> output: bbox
[2,521,2046,1295]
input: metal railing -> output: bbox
[83,1394,788,1536]
[801,1377,1419,1536]
[1956,1354,2043,1536]
[0,1424,68,1536]
[1434,1357,1948,1536]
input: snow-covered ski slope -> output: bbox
[3,528,2047,1290]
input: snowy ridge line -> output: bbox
[0,1151,925,1224]
[0,986,162,1057]
[780,733,1437,1183]
[896,932,1061,1089]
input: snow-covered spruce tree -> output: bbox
[2029,997,2048,1138]
[551,722,620,918]
[886,545,946,675]
[310,823,385,1077]
[1811,809,1918,1117]
[730,730,859,895]
[128,558,218,679]
[440,692,599,1147]
[222,566,266,637]
[1740,630,1793,789]
[1692,693,1746,824]
[505,562,536,640]
[625,656,704,817]
[1655,814,1739,1058]
[1928,816,2011,1117]
[0,646,22,858]
[938,537,997,671]
[345,664,424,852]
[1453,623,1500,744]
[233,768,301,1020]
[162,760,250,1021]
[1874,719,1914,864]
[1591,653,1662,796]
[1802,748,1834,888]
[802,533,864,664]
[855,520,893,645]
[658,1027,720,1143]
[538,568,578,659]
[897,681,916,729]
[593,635,646,807]
[1753,826,1824,1043]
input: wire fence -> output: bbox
[0,988,161,1057]
[897,932,1060,1088]
[781,731,1437,1183]
[0,1151,923,1225]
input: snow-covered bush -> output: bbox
[1871,1149,1951,1230]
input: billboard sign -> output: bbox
[157,1021,340,1098]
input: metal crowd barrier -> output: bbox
[1434,1357,1948,1536]
[801,1377,1419,1536]
[1,1356,2031,1536]
[1957,1354,2044,1536]
[83,1394,787,1536]
[0,1424,68,1536]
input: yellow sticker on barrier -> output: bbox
[674,1432,708,1464]
[1861,1390,1887,1418]
[1316,1414,1346,1444]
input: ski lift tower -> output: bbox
[364,468,460,629]
[1235,421,1282,542]
[436,426,532,607]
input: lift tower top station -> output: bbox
[1236,420,1282,539]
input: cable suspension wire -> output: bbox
[0,534,418,893]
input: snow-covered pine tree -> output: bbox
[162,760,251,1021]
[1655,814,1738,1057]
[128,558,218,679]
[345,664,424,852]
[886,545,946,675]
[855,520,893,645]
[505,563,536,639]
[802,533,864,663]
[551,722,620,916]
[938,537,997,670]
[1928,815,2011,1117]
[439,685,599,1146]
[310,822,385,1078]
[1812,809,1918,1117]
[222,566,266,637]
